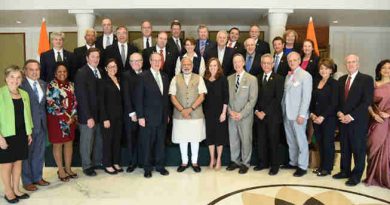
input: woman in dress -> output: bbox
[46,63,77,182]
[175,37,206,77]
[309,58,338,176]
[300,39,320,79]
[100,59,123,174]
[365,59,390,188]
[203,58,229,170]
[0,65,32,203]
[283,29,301,56]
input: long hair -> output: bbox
[204,57,224,81]
[375,59,390,81]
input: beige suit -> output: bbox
[228,71,258,167]
[132,37,156,51]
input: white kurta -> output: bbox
[169,74,207,143]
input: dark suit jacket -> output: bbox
[20,79,47,132]
[99,77,123,122]
[40,49,75,82]
[255,40,271,57]
[338,72,374,134]
[302,55,320,80]
[244,52,262,76]
[95,34,118,51]
[310,78,339,118]
[167,37,184,56]
[73,45,99,71]
[74,65,103,124]
[142,46,178,80]
[134,70,170,127]
[121,70,141,119]
[195,39,216,57]
[204,46,235,76]
[274,53,290,77]
[103,43,139,73]
[255,72,284,123]
[231,41,245,55]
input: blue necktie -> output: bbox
[33,81,39,102]
[246,55,253,72]
[274,55,280,73]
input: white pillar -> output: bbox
[68,10,95,47]
[267,9,293,51]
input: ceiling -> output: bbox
[0,9,389,28]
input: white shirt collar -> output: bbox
[183,52,199,58]
[156,45,165,52]
[150,68,160,76]
[104,33,114,38]
[86,44,95,49]
[349,70,358,79]
[53,48,63,53]
[26,77,38,86]
[276,51,284,58]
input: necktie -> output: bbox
[57,52,62,62]
[146,38,150,49]
[93,69,99,78]
[106,36,111,48]
[121,44,126,66]
[228,42,233,48]
[33,81,40,102]
[262,74,268,85]
[176,39,181,52]
[159,49,165,69]
[235,74,240,92]
[246,55,253,72]
[274,55,280,73]
[155,72,163,94]
[200,41,206,56]
[344,76,352,100]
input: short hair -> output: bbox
[54,62,69,74]
[287,51,301,61]
[86,47,101,57]
[130,52,143,60]
[170,20,181,29]
[318,58,336,75]
[141,20,152,27]
[375,59,390,81]
[233,53,245,61]
[23,59,40,70]
[197,24,208,32]
[344,54,360,63]
[84,28,97,37]
[261,53,274,63]
[181,57,193,65]
[157,31,168,38]
[272,36,285,44]
[228,27,240,34]
[184,37,196,46]
[249,24,260,30]
[283,29,299,42]
[4,65,23,81]
[216,30,228,38]
[101,17,112,23]
[204,57,224,81]
[105,58,118,67]
[50,32,65,42]
[116,25,128,32]
[244,38,255,46]
[149,52,162,62]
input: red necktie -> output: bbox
[159,49,165,70]
[344,76,351,100]
[228,42,233,48]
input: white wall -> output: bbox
[329,26,390,78]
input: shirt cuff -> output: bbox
[129,112,136,117]
[347,114,354,121]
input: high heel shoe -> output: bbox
[57,171,70,182]
[15,193,29,200]
[65,170,78,179]
[4,195,19,204]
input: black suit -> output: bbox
[255,72,284,169]
[40,49,75,82]
[274,53,290,78]
[195,39,216,57]
[302,55,320,80]
[229,41,245,55]
[134,70,170,172]
[338,72,374,182]
[310,78,338,172]
[204,46,235,76]
[99,77,123,167]
[244,52,262,76]
[167,37,184,56]
[73,45,99,71]
[142,46,178,80]
[255,39,271,57]
[95,34,118,51]
[103,43,139,73]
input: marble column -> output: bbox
[68,10,95,47]
[267,9,293,51]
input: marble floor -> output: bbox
[0,165,389,205]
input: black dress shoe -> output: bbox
[192,165,201,173]
[293,168,307,177]
[226,163,240,171]
[317,170,330,177]
[157,168,169,176]
[104,168,118,175]
[144,171,152,178]
[253,165,266,171]
[83,168,97,177]
[16,193,29,200]
[4,195,18,204]
[269,167,279,176]
[280,164,297,169]
[177,165,188,172]
[312,168,322,174]
[346,178,360,186]
[333,172,349,179]
[126,165,136,173]
[238,165,249,174]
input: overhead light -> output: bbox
[16,20,22,24]
[332,20,338,24]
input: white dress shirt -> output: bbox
[103,33,114,49]
[26,77,44,102]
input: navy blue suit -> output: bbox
[195,39,216,57]
[204,46,235,76]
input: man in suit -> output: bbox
[226,54,258,174]
[20,59,50,191]
[74,48,104,177]
[272,36,289,78]
[142,31,178,80]
[95,17,117,51]
[167,20,184,56]
[135,53,170,178]
[195,24,216,57]
[122,52,144,173]
[249,25,270,57]
[40,32,75,82]
[281,51,312,177]
[253,54,284,175]
[227,27,245,55]
[104,26,138,74]
[133,20,156,51]
[204,30,235,76]
[333,54,374,186]
[73,28,97,70]
[243,38,262,76]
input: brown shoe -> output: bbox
[33,179,50,186]
[23,184,38,191]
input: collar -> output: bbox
[218,45,226,51]
[156,45,166,51]
[86,44,95,49]
[184,52,199,58]
[348,71,358,79]
[26,77,39,86]
[53,48,63,53]
[150,68,160,76]
[104,33,114,38]
[87,63,98,70]
[275,51,284,57]
[236,70,245,77]
[118,42,128,47]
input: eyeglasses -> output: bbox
[130,60,143,63]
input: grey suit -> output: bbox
[133,37,156,51]
[20,78,47,185]
[281,67,312,170]
[228,72,258,167]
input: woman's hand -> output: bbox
[219,112,226,122]
[0,136,8,150]
[373,114,384,123]
[379,111,390,119]
[27,135,32,145]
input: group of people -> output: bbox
[0,17,389,204]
